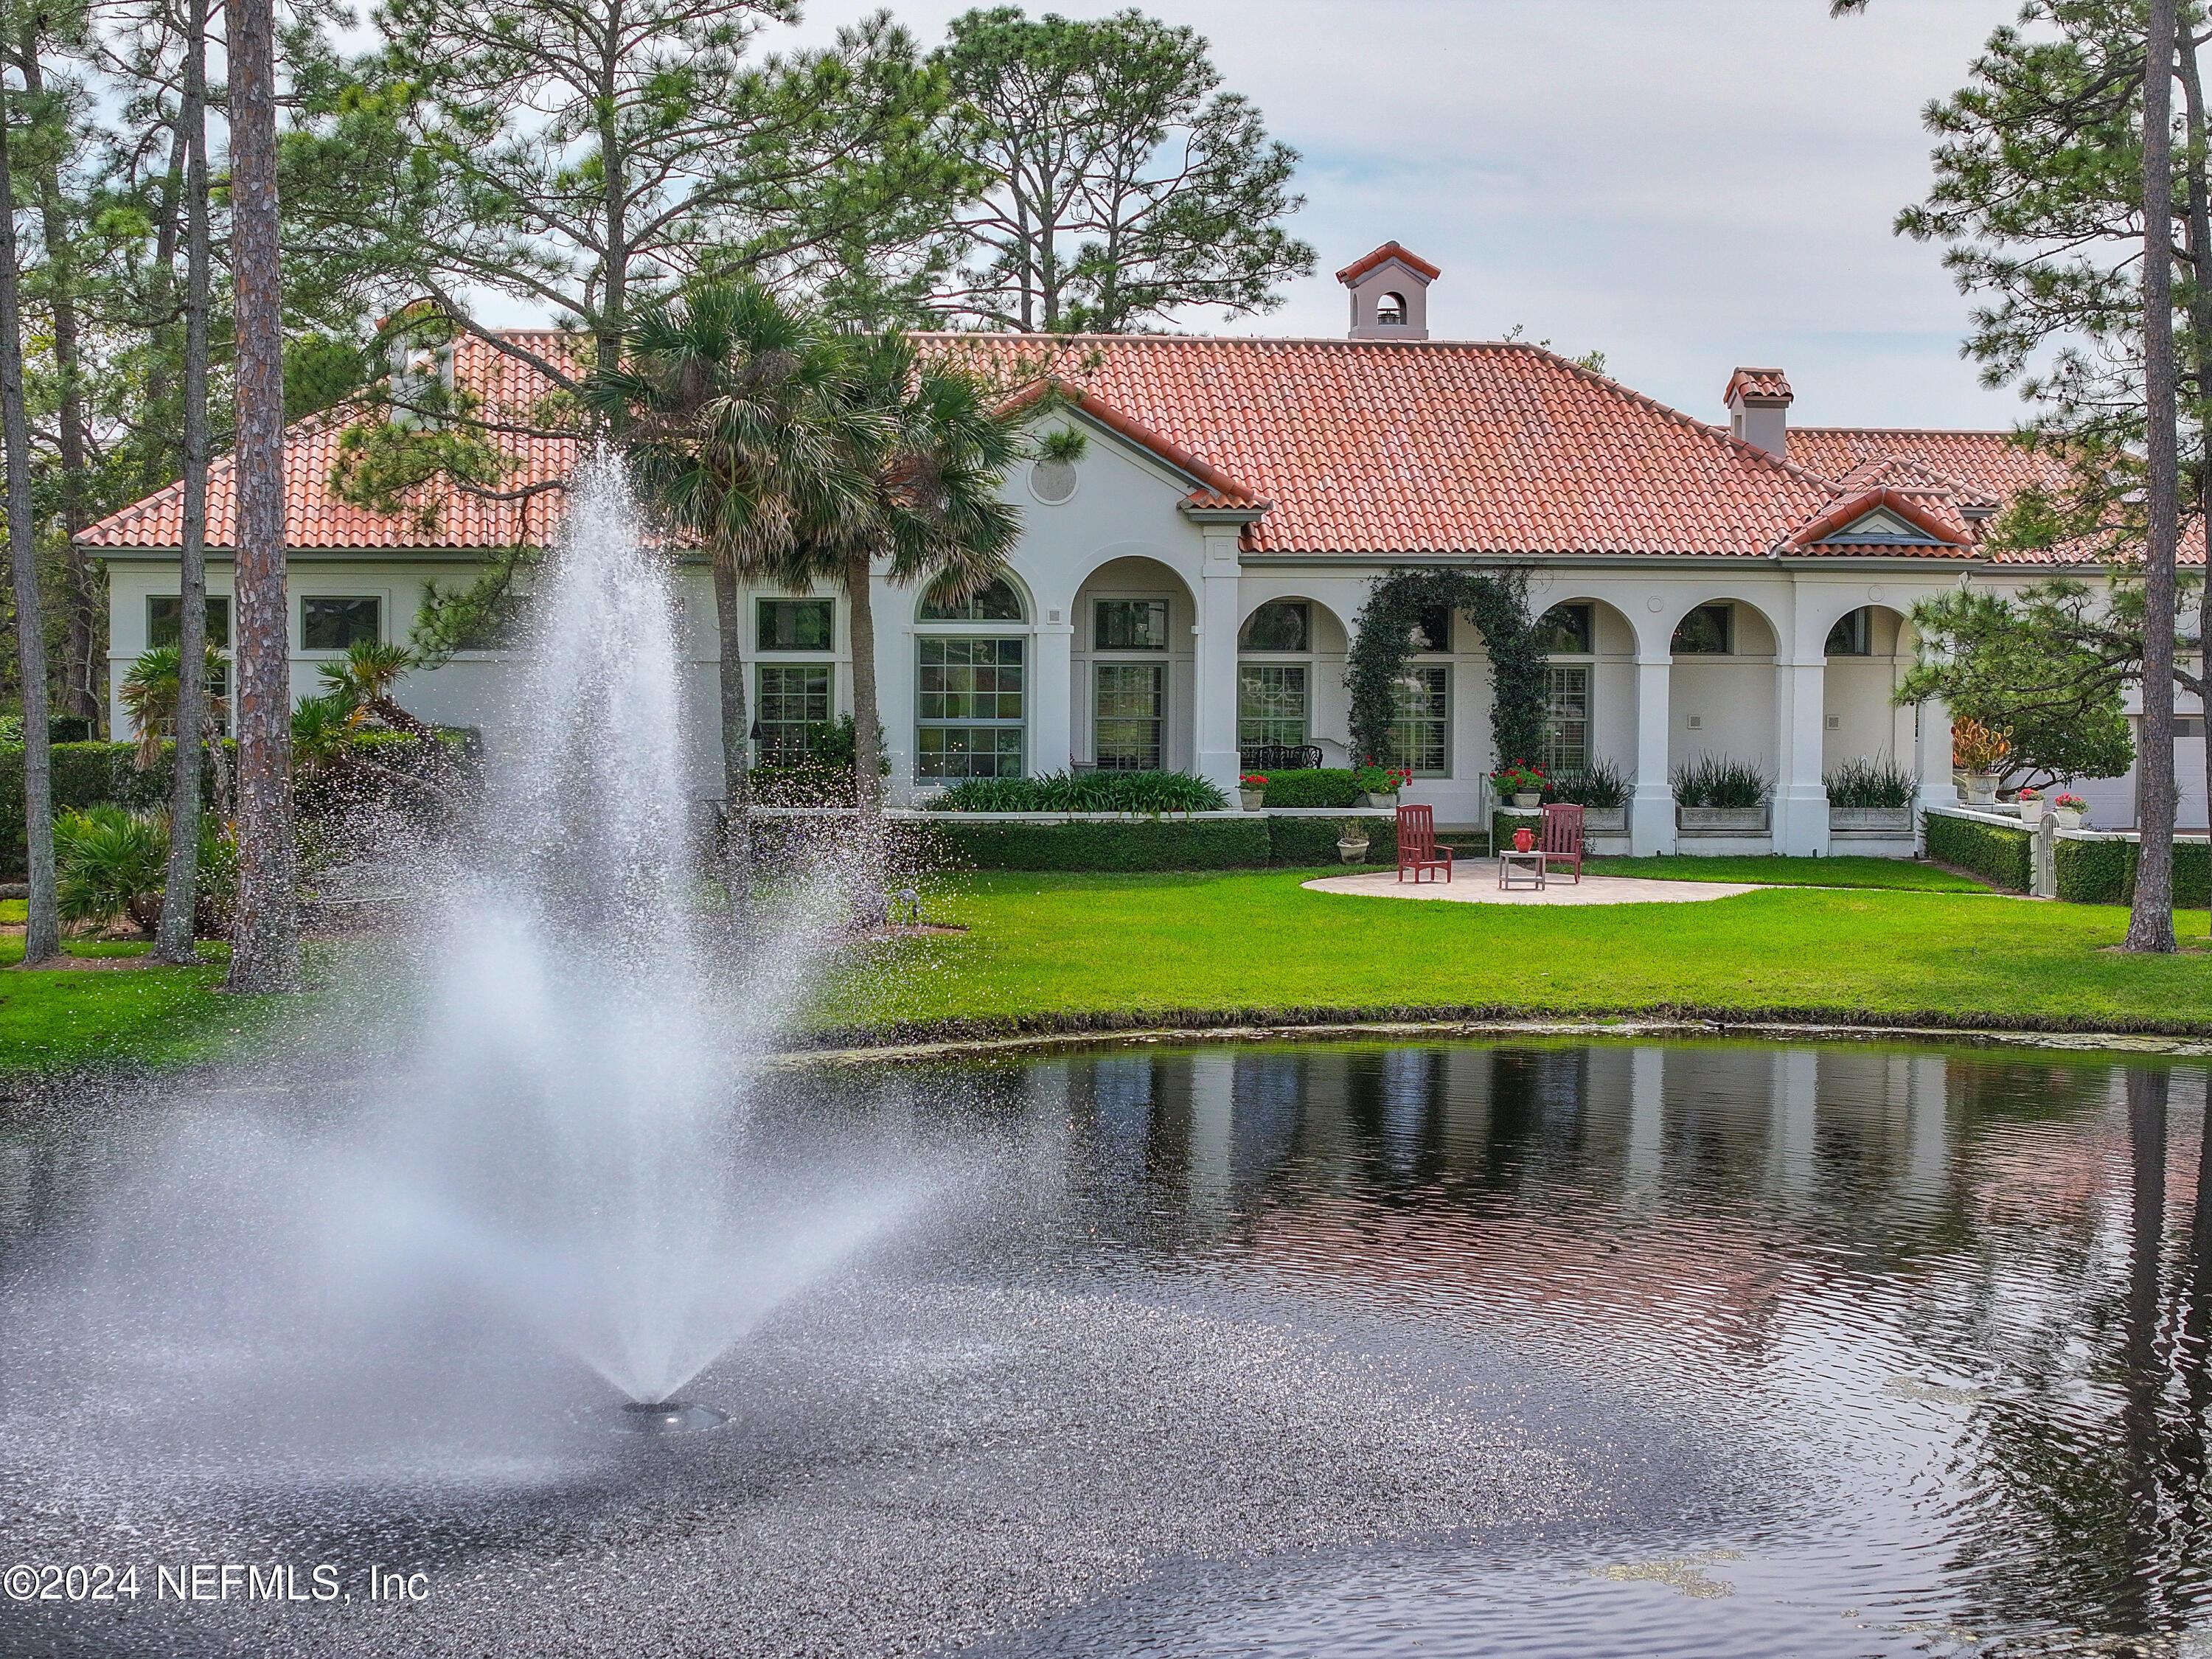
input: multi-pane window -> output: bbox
[1825,607,1873,656]
[1238,664,1308,749]
[1533,602,1593,655]
[1388,665,1450,776]
[1541,665,1590,774]
[1239,600,1310,653]
[757,664,831,759]
[757,598,834,650]
[1094,599,1169,650]
[920,578,1023,622]
[302,596,381,650]
[917,636,1026,779]
[148,594,231,650]
[1095,663,1164,769]
[1671,602,1733,655]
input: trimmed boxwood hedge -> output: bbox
[1267,814,1396,868]
[2055,835,2211,907]
[1,741,232,874]
[1258,769,1364,809]
[919,816,1270,872]
[1924,810,2031,892]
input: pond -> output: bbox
[1,1035,2208,1658]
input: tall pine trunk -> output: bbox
[2129,0,2182,954]
[224,0,299,992]
[843,549,884,844]
[17,46,94,726]
[0,72,55,963]
[711,554,753,904]
[2181,27,2212,939]
[156,0,214,964]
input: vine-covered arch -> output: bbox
[1346,568,1545,771]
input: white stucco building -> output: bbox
[80,242,2205,852]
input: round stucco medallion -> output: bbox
[1645,596,1663,612]
[1867,584,1885,602]
[1029,457,1079,505]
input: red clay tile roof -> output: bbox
[997,378,1268,512]
[920,333,1849,557]
[1781,486,1972,553]
[84,325,2104,568]
[77,331,585,552]
[1333,242,1441,285]
[1724,367,1793,406]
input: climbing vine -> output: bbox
[1346,568,1545,772]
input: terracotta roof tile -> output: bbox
[1724,366,1793,405]
[1332,242,1441,285]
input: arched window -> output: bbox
[1239,600,1310,653]
[1376,291,1408,327]
[919,576,1026,622]
[1825,607,1874,657]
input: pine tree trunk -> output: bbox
[0,75,56,964]
[2181,27,2212,939]
[2129,0,2182,954]
[712,553,754,904]
[223,0,299,992]
[17,47,96,726]
[843,549,885,844]
[156,9,214,966]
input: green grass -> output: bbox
[0,935,312,1077]
[820,869,2212,1038]
[0,898,24,923]
[1584,855,1988,892]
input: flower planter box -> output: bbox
[1677,805,1770,833]
[1577,807,1627,834]
[1829,807,1914,834]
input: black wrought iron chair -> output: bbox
[1238,742,1324,772]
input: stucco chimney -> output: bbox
[1723,366,1792,460]
[1337,242,1441,341]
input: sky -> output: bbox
[777,0,2033,434]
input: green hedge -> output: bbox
[0,742,228,874]
[919,816,1270,872]
[2055,836,2211,907]
[1258,769,1364,809]
[1924,811,2031,892]
[1267,814,1396,867]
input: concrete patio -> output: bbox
[1302,863,1767,907]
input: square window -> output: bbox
[1095,662,1164,769]
[1095,599,1169,650]
[1237,662,1308,749]
[148,594,231,650]
[1670,603,1733,655]
[1534,602,1593,656]
[757,663,832,759]
[757,598,834,651]
[302,596,381,651]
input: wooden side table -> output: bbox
[1498,849,1547,891]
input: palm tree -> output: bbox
[119,644,233,824]
[317,641,434,737]
[586,282,879,889]
[768,333,1025,833]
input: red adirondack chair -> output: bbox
[1397,804,1453,883]
[1540,801,1585,883]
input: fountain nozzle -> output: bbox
[612,1400,728,1436]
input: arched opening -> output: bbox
[1666,595,1781,821]
[913,574,1034,782]
[1235,597,1351,769]
[1529,597,1638,801]
[1820,603,1915,782]
[1376,291,1408,327]
[1074,556,1199,771]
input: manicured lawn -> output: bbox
[821,869,2212,1037]
[0,936,301,1077]
[1585,855,1987,892]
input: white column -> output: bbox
[1187,1050,1237,1220]
[1194,530,1243,791]
[1624,1045,1666,1204]
[1630,655,1674,855]
[1768,1047,1818,1198]
[1775,658,1830,856]
[872,571,917,802]
[1031,617,1074,776]
[1916,695,1958,817]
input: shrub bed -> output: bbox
[2055,836,2211,907]
[1256,768,1364,809]
[928,769,1227,813]
[1924,810,2031,892]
